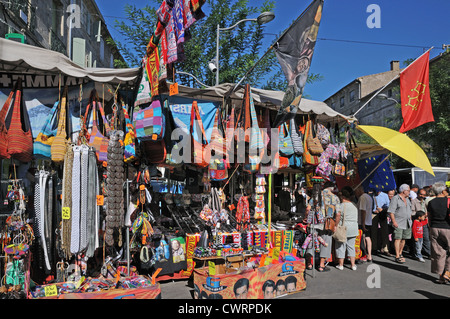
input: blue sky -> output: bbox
[97,0,450,101]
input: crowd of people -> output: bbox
[299,181,450,285]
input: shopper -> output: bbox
[412,210,426,262]
[387,184,413,264]
[414,188,431,258]
[335,186,359,270]
[355,186,374,262]
[427,182,450,284]
[373,190,391,256]
[410,184,419,200]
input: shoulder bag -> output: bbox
[191,100,209,168]
[33,101,59,159]
[51,88,69,163]
[87,100,111,163]
[7,79,33,162]
[332,204,347,243]
[0,88,15,159]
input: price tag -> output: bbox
[62,207,70,220]
[96,195,104,206]
[7,185,12,191]
[169,83,179,96]
[208,261,216,275]
[44,285,58,297]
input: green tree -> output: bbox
[108,0,322,90]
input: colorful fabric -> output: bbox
[33,101,59,159]
[133,100,165,141]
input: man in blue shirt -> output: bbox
[373,190,392,256]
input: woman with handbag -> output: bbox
[335,186,359,271]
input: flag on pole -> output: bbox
[273,0,323,127]
[399,50,434,133]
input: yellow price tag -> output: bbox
[44,285,58,297]
[208,261,216,275]
[62,207,70,220]
[96,195,104,206]
[7,185,12,191]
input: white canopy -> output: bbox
[0,38,140,84]
[172,82,351,124]
[0,38,349,123]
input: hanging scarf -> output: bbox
[70,146,81,254]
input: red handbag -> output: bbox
[190,101,209,167]
[7,79,33,162]
[0,89,14,159]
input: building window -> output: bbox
[350,90,355,102]
[340,96,345,107]
[331,102,336,109]
[388,89,392,98]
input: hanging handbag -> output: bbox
[190,100,209,168]
[133,99,165,142]
[0,88,14,159]
[51,88,70,163]
[7,79,33,162]
[302,120,320,165]
[122,102,137,164]
[316,122,331,148]
[332,205,347,243]
[87,99,111,163]
[209,106,227,161]
[33,100,59,159]
[278,122,294,157]
[290,118,304,155]
[333,160,346,176]
[306,120,324,155]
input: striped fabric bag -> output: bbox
[122,103,137,164]
[133,99,165,142]
[290,118,304,155]
[0,89,14,159]
[51,90,69,163]
[88,100,111,163]
[7,80,33,162]
[278,122,294,157]
[33,101,59,159]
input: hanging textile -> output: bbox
[61,143,74,259]
[236,195,250,231]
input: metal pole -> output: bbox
[216,24,220,86]
[126,179,131,275]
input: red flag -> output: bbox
[399,50,434,133]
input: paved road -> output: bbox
[159,252,449,299]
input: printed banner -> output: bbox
[181,234,201,277]
[168,98,218,143]
[193,260,306,299]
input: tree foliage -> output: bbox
[108,0,322,91]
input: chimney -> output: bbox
[390,60,400,71]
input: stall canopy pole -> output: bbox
[267,173,272,249]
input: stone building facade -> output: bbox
[0,0,123,68]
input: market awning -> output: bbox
[171,83,350,124]
[0,38,141,85]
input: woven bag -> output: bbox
[51,90,69,163]
[0,89,14,159]
[191,101,209,168]
[7,80,33,162]
[87,100,111,163]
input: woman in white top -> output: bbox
[335,186,360,270]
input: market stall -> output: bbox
[0,0,373,299]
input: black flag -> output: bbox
[273,0,323,127]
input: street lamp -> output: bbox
[377,93,399,104]
[214,11,275,86]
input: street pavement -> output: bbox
[158,252,449,299]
